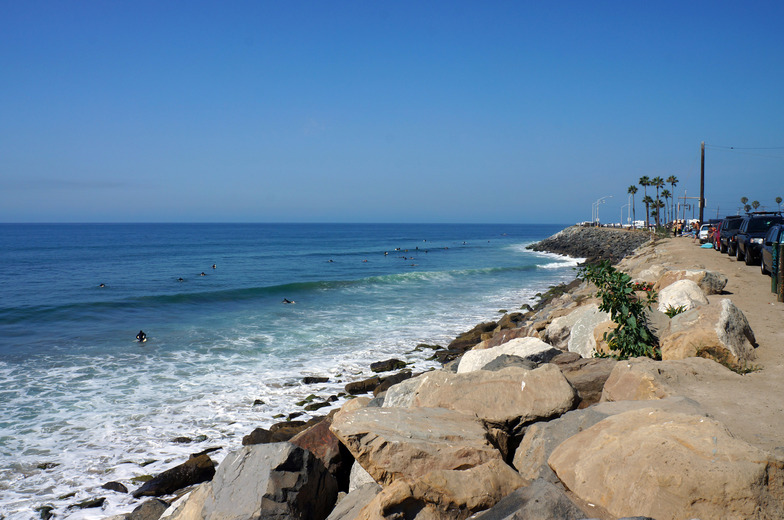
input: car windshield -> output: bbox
[723,219,741,231]
[748,218,782,233]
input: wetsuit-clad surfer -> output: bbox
[136,330,147,342]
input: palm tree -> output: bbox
[651,176,665,227]
[752,200,760,211]
[741,196,748,206]
[639,176,651,228]
[642,195,654,229]
[744,204,751,213]
[777,196,783,211]
[667,175,678,224]
[627,185,638,228]
[661,189,671,224]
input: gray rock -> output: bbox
[202,442,338,520]
[132,454,215,499]
[566,306,612,358]
[369,358,406,373]
[457,337,556,373]
[325,482,381,520]
[127,499,169,520]
[471,478,589,520]
[656,279,709,313]
[348,460,376,493]
[481,354,537,372]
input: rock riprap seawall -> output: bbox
[101,231,784,520]
[527,225,652,263]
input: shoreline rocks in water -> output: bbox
[100,226,784,520]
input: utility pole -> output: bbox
[699,141,705,224]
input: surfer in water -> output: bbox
[282,298,295,304]
[136,330,147,343]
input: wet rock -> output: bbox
[102,481,129,493]
[447,321,498,352]
[131,454,215,498]
[369,358,407,373]
[303,376,330,384]
[73,497,106,509]
[127,498,169,520]
[372,369,413,396]
[344,376,381,395]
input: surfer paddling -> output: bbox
[136,330,147,343]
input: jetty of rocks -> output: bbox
[100,226,784,520]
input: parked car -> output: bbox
[736,213,784,265]
[719,215,744,255]
[761,223,784,276]
[698,224,711,243]
[713,220,724,251]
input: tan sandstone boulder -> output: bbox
[355,459,525,520]
[659,298,757,367]
[600,356,742,403]
[654,268,728,294]
[548,408,784,520]
[329,406,501,487]
[399,364,577,429]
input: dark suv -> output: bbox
[736,213,784,265]
[719,215,744,255]
[761,223,784,276]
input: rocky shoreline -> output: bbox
[94,226,784,520]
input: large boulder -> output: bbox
[654,268,728,295]
[471,478,590,520]
[456,337,558,373]
[656,279,708,313]
[447,321,498,352]
[384,365,577,433]
[330,406,501,487]
[201,442,338,520]
[542,304,600,350]
[132,454,215,498]
[356,459,525,520]
[290,413,353,490]
[565,305,612,358]
[512,396,704,483]
[659,298,757,367]
[554,356,617,408]
[601,356,741,403]
[549,408,784,520]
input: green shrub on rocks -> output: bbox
[578,260,660,360]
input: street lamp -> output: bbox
[594,195,613,226]
[621,203,629,227]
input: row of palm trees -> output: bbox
[740,196,783,213]
[627,175,679,229]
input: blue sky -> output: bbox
[2,1,783,223]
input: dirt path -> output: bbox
[645,236,784,454]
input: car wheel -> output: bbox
[720,242,727,253]
[736,246,745,261]
[761,261,769,276]
[745,250,755,265]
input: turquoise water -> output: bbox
[0,223,576,518]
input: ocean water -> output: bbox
[0,223,577,519]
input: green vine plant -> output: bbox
[578,261,660,360]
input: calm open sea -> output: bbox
[0,223,577,519]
